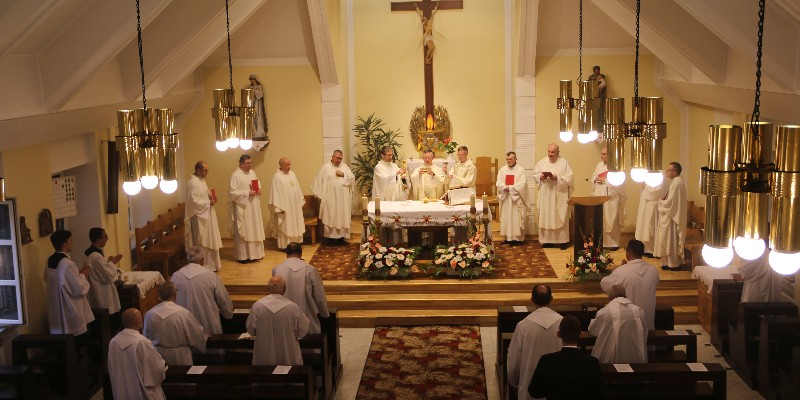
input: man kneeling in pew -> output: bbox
[247,275,310,365]
[589,285,648,364]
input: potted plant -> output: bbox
[431,232,495,279]
[351,113,403,197]
[565,232,616,281]
[357,235,422,279]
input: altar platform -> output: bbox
[216,216,699,328]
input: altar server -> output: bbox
[588,285,648,363]
[247,276,310,365]
[635,178,668,255]
[372,146,409,200]
[410,149,446,200]
[229,154,265,263]
[654,162,687,271]
[591,147,626,249]
[496,151,530,245]
[185,161,223,271]
[312,150,354,246]
[143,282,207,366]
[507,284,563,400]
[532,143,573,249]
[171,246,234,334]
[108,308,166,400]
[46,230,94,335]
[272,242,329,334]
[600,239,659,330]
[85,228,122,317]
[268,157,305,250]
[446,146,477,189]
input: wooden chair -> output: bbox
[474,156,499,220]
[685,201,706,269]
[303,195,320,244]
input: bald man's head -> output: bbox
[121,308,143,330]
[268,275,286,295]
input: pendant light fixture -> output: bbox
[116,0,180,195]
[211,0,256,151]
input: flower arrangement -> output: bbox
[438,137,458,154]
[431,233,495,279]
[565,233,616,281]
[357,235,421,279]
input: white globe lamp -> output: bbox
[768,251,800,275]
[733,237,766,261]
[630,168,647,183]
[644,171,664,188]
[122,181,142,196]
[606,171,626,186]
[560,131,573,142]
[140,175,159,190]
[701,244,734,268]
[159,180,178,194]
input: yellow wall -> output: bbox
[535,54,682,232]
[353,0,507,160]
[181,65,323,235]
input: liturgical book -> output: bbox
[505,175,515,185]
[251,179,259,192]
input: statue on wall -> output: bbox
[416,4,439,64]
[38,209,53,237]
[589,65,608,131]
[19,217,32,245]
[247,74,269,141]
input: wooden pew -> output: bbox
[303,195,320,245]
[134,203,187,276]
[727,302,798,388]
[0,366,35,400]
[220,308,343,393]
[163,365,315,400]
[684,201,706,269]
[756,316,800,400]
[12,334,98,400]
[707,279,743,355]
[602,363,726,400]
[779,347,800,400]
[196,333,333,400]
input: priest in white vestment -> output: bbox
[268,157,305,250]
[171,246,234,334]
[733,249,783,302]
[591,148,626,249]
[229,154,265,262]
[588,285,648,363]
[410,149,446,200]
[143,282,207,366]
[46,230,94,335]
[635,178,668,255]
[311,150,354,245]
[507,285,563,400]
[654,162,687,270]
[109,308,166,400]
[185,161,223,271]
[496,151,530,244]
[446,146,477,189]
[600,239,660,330]
[532,144,574,248]
[272,243,330,334]
[246,276,310,365]
[372,146,409,200]
[84,228,122,316]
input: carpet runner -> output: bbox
[356,325,487,400]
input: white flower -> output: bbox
[599,255,607,262]
[578,256,585,264]
[375,253,383,259]
[397,254,405,261]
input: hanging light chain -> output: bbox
[225,0,233,92]
[136,0,147,111]
[633,0,640,101]
[749,0,766,140]
[577,0,583,83]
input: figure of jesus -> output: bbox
[416,4,438,64]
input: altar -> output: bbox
[366,200,491,247]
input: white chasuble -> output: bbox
[496,164,530,241]
[108,329,166,400]
[229,168,265,260]
[591,162,627,248]
[410,163,446,200]
[448,159,477,189]
[311,162,354,239]
[588,297,647,364]
[600,259,660,330]
[246,294,310,366]
[172,263,234,334]
[532,157,574,244]
[269,169,305,249]
[736,251,782,302]
[85,250,121,314]
[273,258,330,334]
[45,254,94,335]
[185,174,223,271]
[635,180,668,253]
[654,176,687,268]
[372,161,408,200]
[143,301,207,366]
[507,307,563,400]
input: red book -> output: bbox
[210,188,217,202]
[505,175,515,185]
[251,179,259,192]
[598,170,608,179]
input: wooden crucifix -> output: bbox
[391,0,463,118]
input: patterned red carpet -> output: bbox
[309,241,556,281]
[356,325,487,400]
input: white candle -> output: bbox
[482,193,488,213]
[375,195,381,211]
[470,193,476,208]
[361,195,368,211]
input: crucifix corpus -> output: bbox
[391,0,463,118]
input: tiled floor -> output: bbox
[333,324,765,400]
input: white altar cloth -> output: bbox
[692,264,739,293]
[120,271,166,298]
[367,200,491,228]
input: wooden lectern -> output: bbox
[568,196,610,261]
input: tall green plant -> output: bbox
[351,113,403,196]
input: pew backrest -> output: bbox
[163,365,314,399]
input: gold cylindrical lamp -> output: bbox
[603,98,626,171]
[576,80,599,135]
[701,125,743,250]
[161,133,179,181]
[639,97,666,172]
[769,125,800,253]
[735,122,773,246]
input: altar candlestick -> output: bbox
[482,193,488,213]
[361,195,368,211]
[375,195,380,211]
[470,193,476,208]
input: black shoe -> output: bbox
[238,259,249,264]
[541,243,553,248]
[502,240,512,245]
[512,240,523,246]
[338,238,349,246]
[559,243,569,250]
[661,265,680,271]
[644,252,654,258]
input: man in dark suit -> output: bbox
[528,315,603,399]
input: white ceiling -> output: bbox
[0,0,798,150]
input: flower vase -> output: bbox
[446,153,456,164]
[577,272,603,281]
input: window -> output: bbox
[0,200,24,324]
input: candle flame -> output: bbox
[426,114,434,130]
